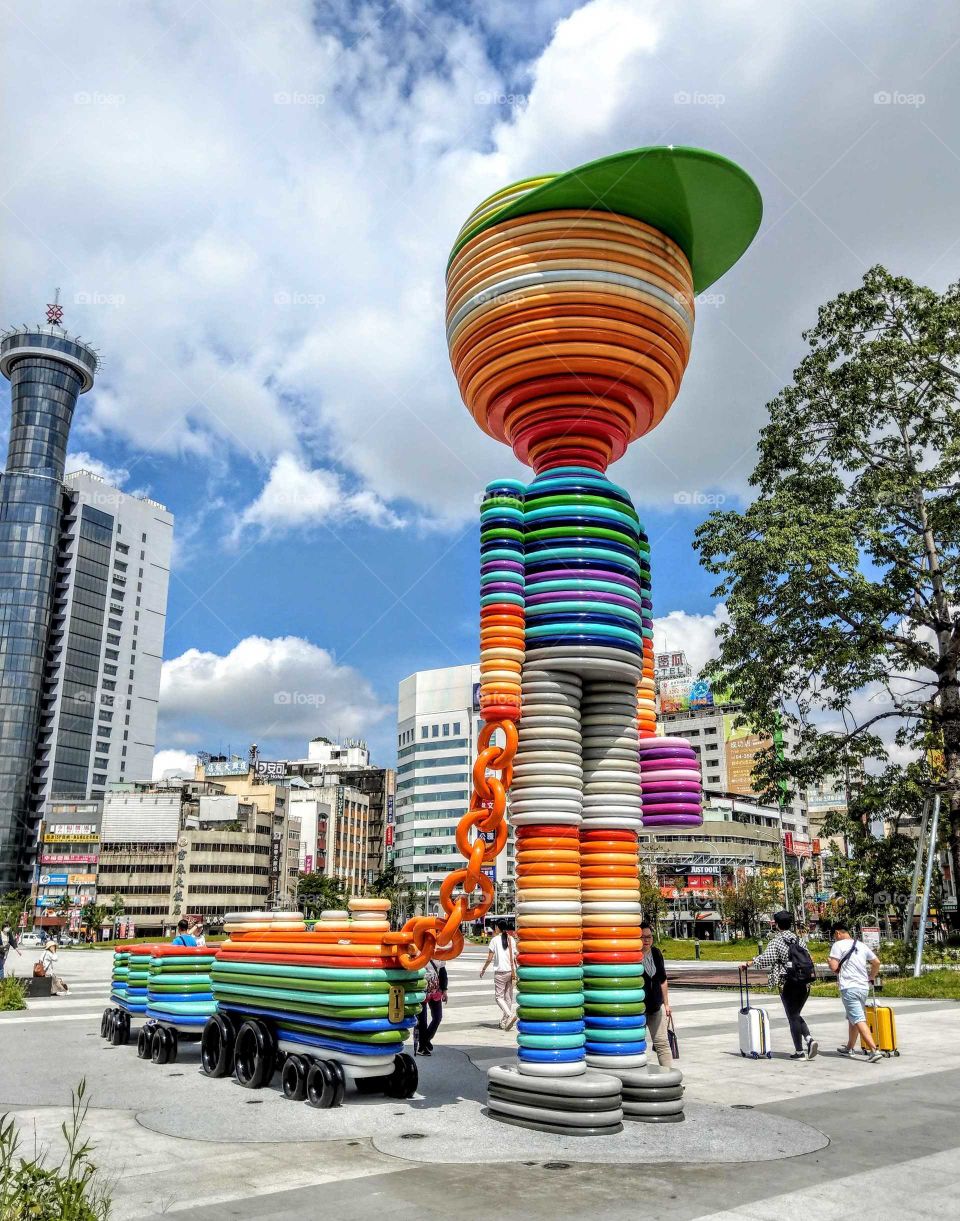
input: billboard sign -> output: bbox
[39,873,68,886]
[205,760,249,777]
[304,854,314,873]
[254,759,287,780]
[659,677,722,714]
[40,854,98,865]
[385,826,394,847]
[723,714,769,796]
[68,873,97,885]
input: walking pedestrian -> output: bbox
[0,925,21,980]
[191,922,207,948]
[641,924,674,1066]
[415,958,447,1056]
[744,910,819,1060]
[480,919,516,1029]
[828,922,884,1062]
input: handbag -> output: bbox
[667,1013,679,1060]
[33,961,45,978]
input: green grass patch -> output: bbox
[811,969,960,1001]
[655,937,831,963]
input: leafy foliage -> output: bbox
[296,871,349,919]
[0,1080,111,1219]
[369,862,412,927]
[695,267,960,890]
[714,872,780,939]
[0,979,26,1012]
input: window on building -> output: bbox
[421,727,428,739]
[452,722,461,735]
[431,725,439,738]
[442,723,449,736]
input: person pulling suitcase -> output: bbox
[828,923,884,1062]
[744,910,819,1060]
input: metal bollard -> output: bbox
[694,940,701,960]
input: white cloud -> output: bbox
[152,749,197,781]
[158,635,390,754]
[652,604,728,676]
[237,453,404,535]
[65,451,130,488]
[4,0,958,528]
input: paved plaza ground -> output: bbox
[2,945,958,1219]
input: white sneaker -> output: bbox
[505,1013,517,1030]
[867,1049,884,1063]
[805,1038,819,1060]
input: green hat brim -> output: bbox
[449,145,762,293]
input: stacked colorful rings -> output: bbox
[110,948,129,1009]
[581,821,646,1069]
[513,675,585,1076]
[124,944,157,1015]
[446,207,695,473]
[479,479,526,722]
[210,901,423,1075]
[639,736,704,827]
[523,466,647,681]
[146,945,218,1030]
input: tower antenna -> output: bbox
[45,289,64,327]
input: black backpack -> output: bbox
[783,935,816,983]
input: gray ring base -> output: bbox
[486,1110,624,1137]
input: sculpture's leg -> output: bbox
[580,674,648,1074]
[487,662,625,1132]
[511,664,584,1078]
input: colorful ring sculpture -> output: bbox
[447,144,760,1131]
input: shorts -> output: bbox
[840,987,868,1024]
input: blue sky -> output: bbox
[2,0,958,772]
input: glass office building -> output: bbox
[0,322,98,890]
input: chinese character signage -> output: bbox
[254,760,287,780]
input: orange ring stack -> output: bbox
[446,211,695,474]
[479,479,526,723]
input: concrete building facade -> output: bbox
[96,778,300,935]
[396,664,514,906]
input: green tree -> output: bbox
[637,865,666,933]
[715,872,778,939]
[820,762,931,931]
[0,890,29,932]
[109,893,125,935]
[79,902,108,941]
[369,862,412,927]
[296,871,349,920]
[695,268,960,893]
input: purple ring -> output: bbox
[641,780,703,794]
[481,561,524,576]
[642,802,702,816]
[642,813,704,827]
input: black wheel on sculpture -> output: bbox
[110,1014,125,1046]
[234,1020,272,1089]
[306,1059,335,1109]
[137,1025,151,1059]
[167,1027,179,1063]
[281,1054,309,1101]
[151,1026,171,1065]
[101,1008,110,1038]
[326,1060,346,1108]
[201,1013,235,1078]
[120,1012,132,1045]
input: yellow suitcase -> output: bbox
[861,987,899,1056]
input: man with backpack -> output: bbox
[0,925,21,979]
[744,910,819,1060]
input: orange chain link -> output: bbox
[382,719,517,971]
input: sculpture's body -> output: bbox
[447,146,761,1130]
